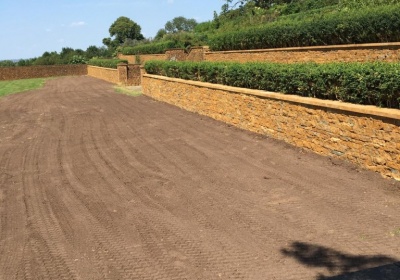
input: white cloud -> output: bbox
[70,21,86,27]
[167,0,174,4]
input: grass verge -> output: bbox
[114,85,142,97]
[0,78,46,98]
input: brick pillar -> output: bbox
[117,63,128,85]
[127,64,141,86]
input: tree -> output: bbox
[102,37,115,49]
[103,16,144,49]
[60,47,75,59]
[165,16,198,33]
[0,60,16,67]
[224,0,293,9]
[154,28,167,40]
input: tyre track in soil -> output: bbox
[0,76,399,280]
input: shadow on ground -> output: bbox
[281,241,400,280]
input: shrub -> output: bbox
[88,58,128,69]
[121,41,178,55]
[209,4,400,51]
[69,55,86,64]
[144,60,400,109]
[0,60,16,67]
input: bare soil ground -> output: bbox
[0,76,399,280]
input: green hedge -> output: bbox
[121,41,178,55]
[144,60,400,109]
[87,59,128,69]
[209,4,400,51]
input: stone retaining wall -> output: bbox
[0,65,87,81]
[165,49,187,61]
[120,43,400,64]
[87,64,141,85]
[205,43,400,64]
[142,74,400,180]
[87,65,119,84]
[118,54,165,64]
[186,47,209,62]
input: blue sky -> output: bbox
[0,0,224,60]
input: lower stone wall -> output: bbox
[118,54,136,64]
[140,54,165,64]
[205,43,400,63]
[142,74,400,180]
[0,65,87,81]
[186,47,209,62]
[118,53,165,64]
[87,65,119,84]
[165,49,186,61]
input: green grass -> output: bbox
[0,78,46,97]
[114,85,142,97]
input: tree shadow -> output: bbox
[281,241,400,280]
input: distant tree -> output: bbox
[224,0,293,9]
[103,16,144,49]
[0,60,16,67]
[86,45,100,59]
[16,59,33,66]
[86,45,111,59]
[34,52,61,65]
[60,47,75,59]
[102,37,115,49]
[165,17,198,33]
[74,49,85,56]
[154,28,167,40]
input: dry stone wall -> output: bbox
[87,65,119,84]
[165,49,187,61]
[206,46,400,63]
[0,65,87,81]
[118,54,165,64]
[119,43,400,64]
[186,47,209,62]
[87,64,141,86]
[142,74,400,180]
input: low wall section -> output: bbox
[142,74,400,180]
[140,54,166,64]
[118,54,165,64]
[87,64,141,85]
[205,43,400,63]
[87,65,119,84]
[0,65,87,81]
[119,43,400,64]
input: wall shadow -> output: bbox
[281,241,400,280]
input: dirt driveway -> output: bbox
[0,76,399,280]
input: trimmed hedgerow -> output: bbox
[144,60,400,109]
[209,4,400,51]
[87,59,128,69]
[121,41,178,55]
